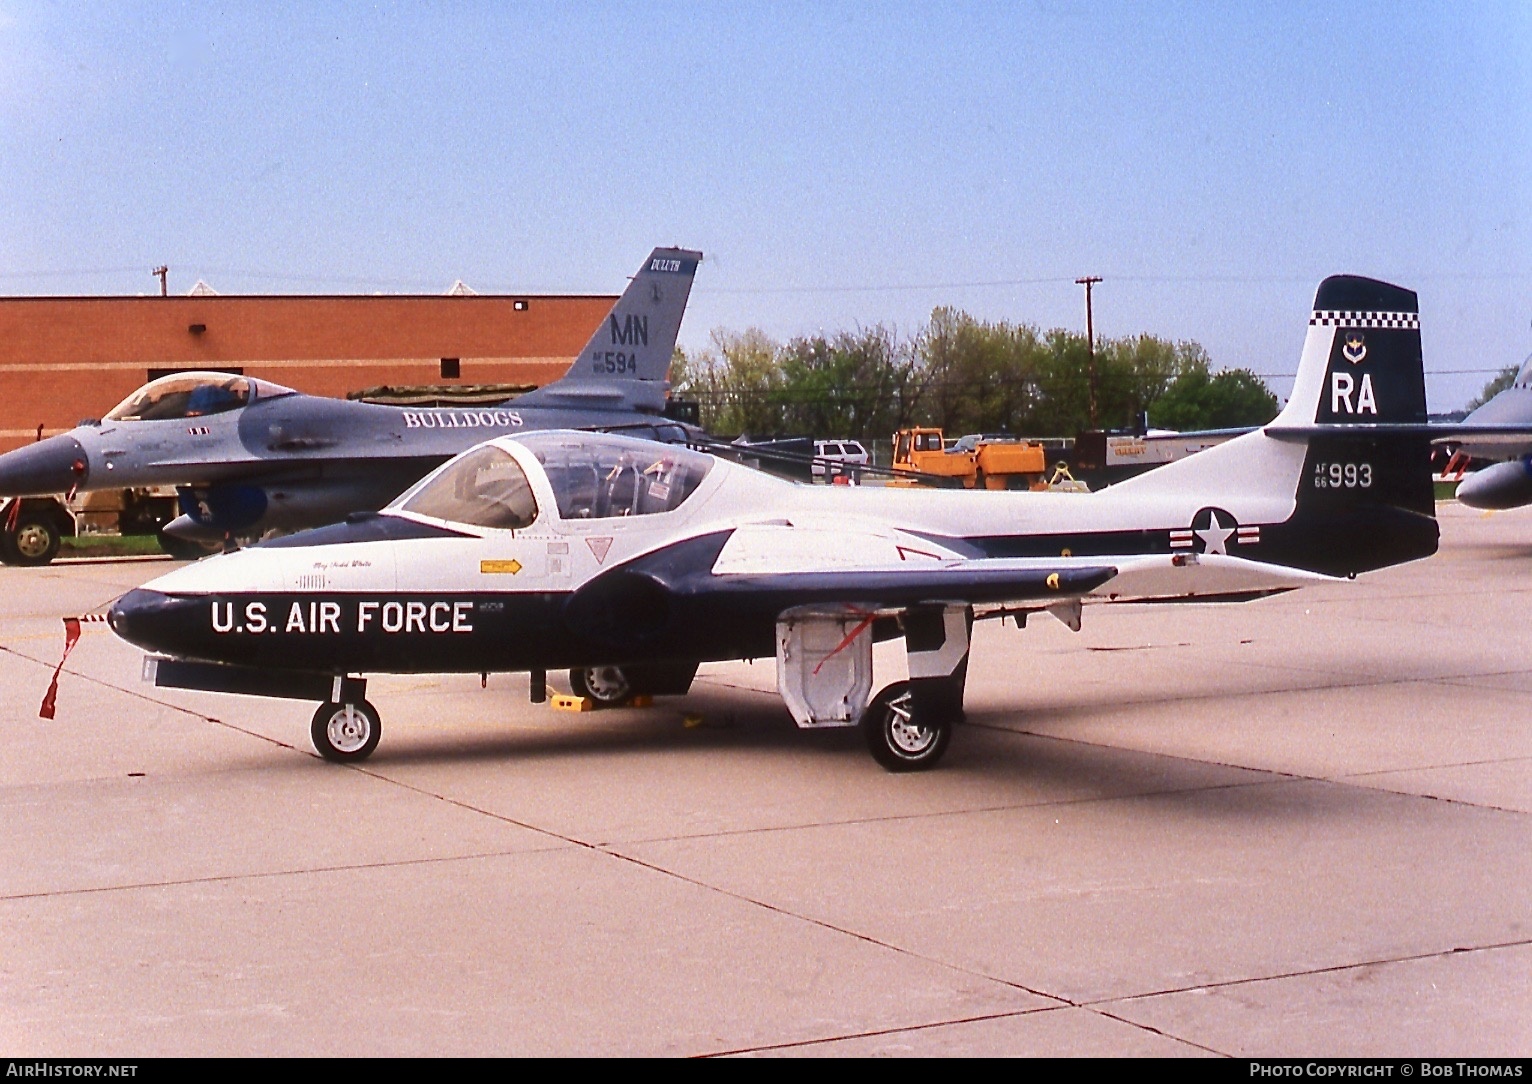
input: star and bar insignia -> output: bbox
[1169,507,1260,555]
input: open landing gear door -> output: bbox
[774,603,973,770]
[776,612,875,728]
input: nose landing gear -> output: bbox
[311,699,381,763]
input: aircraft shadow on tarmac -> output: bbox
[313,698,861,768]
[232,693,1379,824]
[1458,541,1532,562]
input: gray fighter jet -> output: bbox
[1449,352,1532,509]
[0,247,702,556]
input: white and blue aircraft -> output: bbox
[108,275,1440,771]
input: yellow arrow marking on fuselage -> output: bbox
[480,559,523,575]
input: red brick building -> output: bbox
[0,292,616,453]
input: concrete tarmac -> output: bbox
[0,502,1527,1056]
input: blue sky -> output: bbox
[1,2,1527,410]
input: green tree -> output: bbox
[1150,364,1279,430]
[1027,328,1095,436]
[1467,365,1520,410]
[672,328,786,436]
[1093,335,1193,426]
[776,326,920,441]
[675,311,1278,440]
[914,309,1047,436]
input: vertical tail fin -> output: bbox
[1273,274,1435,522]
[1111,275,1437,577]
[1275,275,1427,430]
[517,247,702,414]
[1270,275,1436,572]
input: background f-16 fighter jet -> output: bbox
[108,275,1438,772]
[0,247,701,555]
[1444,352,1532,510]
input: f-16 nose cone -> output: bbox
[161,513,223,544]
[0,435,89,497]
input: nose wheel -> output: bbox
[311,700,381,763]
[861,681,951,772]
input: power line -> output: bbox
[700,275,1077,296]
[0,267,146,280]
[696,270,1532,296]
[1253,367,1512,379]
[3,265,1527,295]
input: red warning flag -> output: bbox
[38,617,82,720]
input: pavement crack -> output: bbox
[1087,938,1532,1007]
[0,845,570,902]
[0,642,298,753]
[697,1005,1067,1057]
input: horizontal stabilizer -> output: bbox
[1263,422,1532,445]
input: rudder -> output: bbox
[517,246,702,414]
[1275,275,1437,573]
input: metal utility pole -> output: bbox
[152,266,168,296]
[1075,275,1102,427]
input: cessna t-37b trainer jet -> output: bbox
[107,275,1440,771]
[0,247,701,553]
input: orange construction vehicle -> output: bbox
[890,428,1053,490]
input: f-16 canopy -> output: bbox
[103,372,295,423]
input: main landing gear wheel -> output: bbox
[311,700,381,763]
[569,666,633,707]
[861,681,951,772]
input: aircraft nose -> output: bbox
[108,588,189,653]
[0,434,89,497]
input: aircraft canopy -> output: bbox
[396,432,714,529]
[104,372,294,422]
[519,432,713,520]
[400,445,538,530]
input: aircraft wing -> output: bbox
[699,560,1118,610]
[563,532,1337,649]
[697,552,1333,610]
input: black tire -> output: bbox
[861,681,951,772]
[569,666,632,706]
[310,700,381,763]
[3,514,62,566]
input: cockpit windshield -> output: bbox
[401,445,538,530]
[104,373,252,422]
[518,432,712,520]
